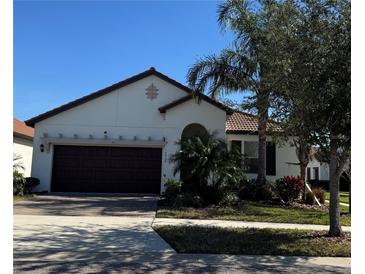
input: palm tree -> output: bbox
[170,132,244,195]
[187,0,285,188]
[13,153,24,172]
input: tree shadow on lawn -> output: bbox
[155,226,351,257]
[14,223,350,273]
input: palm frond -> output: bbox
[187,46,259,99]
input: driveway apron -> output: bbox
[14,194,175,263]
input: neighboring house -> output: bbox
[306,147,350,191]
[13,118,34,177]
[226,111,299,181]
[25,68,299,194]
[306,159,329,182]
[306,147,329,182]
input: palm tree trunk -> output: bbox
[256,93,269,187]
[297,142,310,200]
[329,137,342,237]
[300,163,307,200]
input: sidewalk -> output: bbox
[325,200,350,207]
[14,253,351,273]
[153,218,351,232]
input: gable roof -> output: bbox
[25,67,194,127]
[158,94,232,114]
[14,118,34,140]
[226,110,282,134]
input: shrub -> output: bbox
[238,178,256,201]
[172,194,184,208]
[25,177,40,193]
[219,192,240,207]
[14,173,40,195]
[275,176,304,203]
[305,191,315,205]
[170,133,246,197]
[309,180,329,191]
[256,183,273,201]
[312,187,326,204]
[201,185,223,205]
[181,193,203,208]
[168,192,203,208]
[163,179,181,204]
[13,170,26,195]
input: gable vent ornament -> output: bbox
[145,83,159,101]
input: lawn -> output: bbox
[154,225,350,257]
[325,191,349,204]
[157,202,351,226]
[13,195,34,203]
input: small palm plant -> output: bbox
[13,153,25,172]
[13,154,26,195]
[170,133,245,196]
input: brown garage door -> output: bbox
[51,145,162,193]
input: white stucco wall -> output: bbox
[226,134,300,181]
[31,75,227,192]
[13,136,33,177]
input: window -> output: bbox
[231,140,242,153]
[313,167,319,180]
[306,167,311,181]
[266,142,276,176]
[244,141,259,173]
[243,141,276,175]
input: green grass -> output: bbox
[325,191,349,204]
[154,225,350,257]
[157,202,351,226]
[13,194,34,203]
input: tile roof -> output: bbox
[158,94,232,114]
[225,110,282,134]
[13,118,34,139]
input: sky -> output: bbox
[14,0,246,121]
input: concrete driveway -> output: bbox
[14,194,175,272]
[14,194,350,273]
[13,193,158,217]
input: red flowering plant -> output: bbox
[275,176,304,203]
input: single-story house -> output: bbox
[25,68,299,194]
[306,147,330,182]
[13,118,34,177]
[306,147,350,191]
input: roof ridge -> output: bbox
[25,68,193,127]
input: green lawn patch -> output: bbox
[157,202,351,226]
[154,225,350,257]
[13,195,34,203]
[325,191,349,204]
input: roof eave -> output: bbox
[13,132,34,141]
[25,67,193,127]
[158,94,232,115]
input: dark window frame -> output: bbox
[313,167,319,180]
[243,141,276,176]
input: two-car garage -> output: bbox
[51,145,162,193]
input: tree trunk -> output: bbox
[256,93,269,188]
[295,140,310,200]
[300,163,306,182]
[300,162,307,201]
[328,138,342,237]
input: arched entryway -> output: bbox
[180,123,208,184]
[181,123,208,140]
